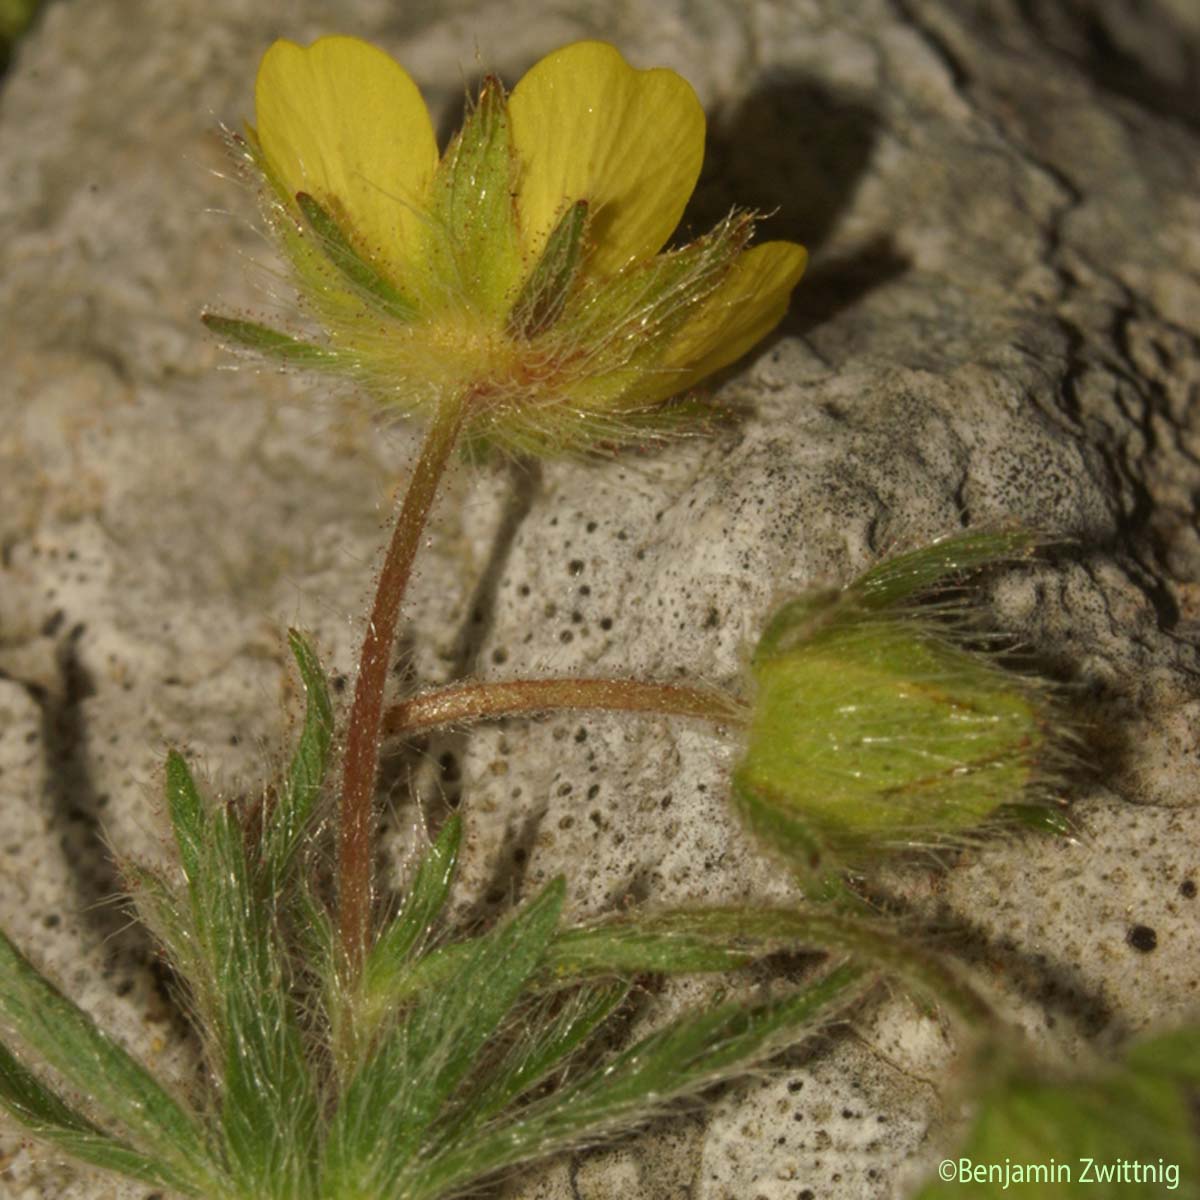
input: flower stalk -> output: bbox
[383,676,748,737]
[339,392,468,971]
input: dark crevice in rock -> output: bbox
[34,623,155,965]
[890,0,973,91]
[448,461,543,678]
[895,2,1088,262]
[1012,0,1200,133]
[455,802,549,928]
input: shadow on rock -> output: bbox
[685,77,880,250]
[684,76,910,338]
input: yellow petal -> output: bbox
[254,36,438,291]
[657,241,808,394]
[508,41,705,277]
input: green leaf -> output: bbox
[202,313,341,366]
[0,1039,198,1194]
[391,875,564,1123]
[549,902,796,979]
[323,877,565,1198]
[162,753,319,1197]
[0,1037,99,1132]
[407,961,867,1199]
[120,861,188,963]
[205,806,319,1199]
[0,928,217,1188]
[361,815,462,1018]
[437,980,628,1139]
[260,630,335,884]
[295,192,418,321]
[359,904,986,1031]
[165,750,206,890]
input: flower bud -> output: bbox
[732,532,1061,892]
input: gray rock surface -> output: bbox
[1,0,1198,1197]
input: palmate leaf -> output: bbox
[1,624,886,1199]
[324,860,871,1200]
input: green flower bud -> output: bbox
[733,531,1061,891]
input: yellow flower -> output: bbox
[206,36,807,455]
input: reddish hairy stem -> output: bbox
[339,396,467,972]
[383,677,748,737]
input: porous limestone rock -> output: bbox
[1,1,1197,1197]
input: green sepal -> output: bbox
[295,191,418,321]
[555,211,753,394]
[239,126,393,327]
[754,531,1040,665]
[202,313,341,366]
[849,529,1040,611]
[425,75,522,315]
[1003,801,1073,838]
[508,199,589,337]
[729,773,849,901]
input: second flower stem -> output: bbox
[339,394,467,973]
[383,677,748,736]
